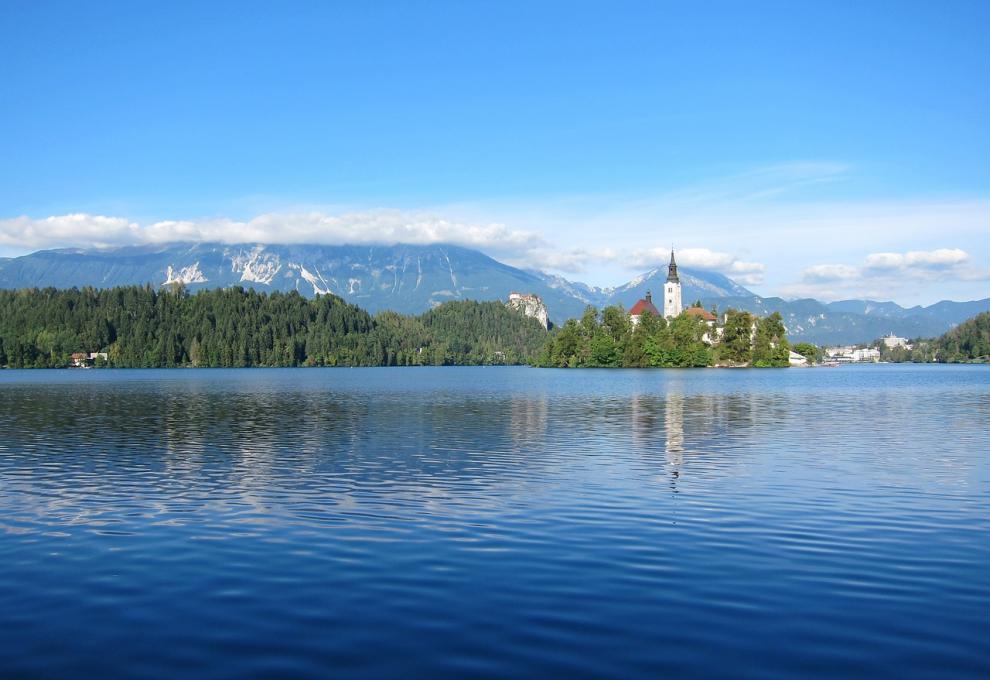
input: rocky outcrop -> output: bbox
[507,292,550,330]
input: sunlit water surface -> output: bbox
[1,366,988,678]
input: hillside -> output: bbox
[0,286,548,368]
[1,242,989,345]
[932,312,990,362]
[0,242,754,326]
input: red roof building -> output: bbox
[629,291,661,325]
[684,306,717,322]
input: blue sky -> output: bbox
[1,1,988,304]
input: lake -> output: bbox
[1,365,988,678]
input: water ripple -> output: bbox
[0,365,988,678]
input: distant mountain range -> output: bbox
[1,241,987,345]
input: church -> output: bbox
[629,250,683,326]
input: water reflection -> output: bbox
[1,367,989,678]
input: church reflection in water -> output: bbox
[627,387,786,490]
[664,393,685,471]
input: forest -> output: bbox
[536,305,791,368]
[0,286,795,369]
[878,312,990,364]
[0,286,547,368]
[932,311,990,362]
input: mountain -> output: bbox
[1,241,988,345]
[0,242,600,322]
[604,266,753,308]
[0,242,756,327]
[825,299,923,318]
[693,295,990,346]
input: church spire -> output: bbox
[666,249,679,283]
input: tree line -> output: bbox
[879,311,990,364]
[0,286,797,369]
[0,286,548,368]
[932,311,990,362]
[536,305,791,368]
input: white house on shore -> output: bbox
[881,333,910,349]
[825,346,881,362]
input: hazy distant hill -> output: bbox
[1,241,988,344]
[694,295,990,346]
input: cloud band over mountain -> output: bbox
[0,211,765,283]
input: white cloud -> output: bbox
[0,209,614,276]
[865,248,969,271]
[0,209,542,254]
[788,248,983,301]
[626,246,766,284]
[509,246,620,273]
[0,214,140,249]
[802,264,859,282]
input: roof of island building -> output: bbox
[684,306,717,322]
[629,291,661,317]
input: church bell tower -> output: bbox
[664,249,682,319]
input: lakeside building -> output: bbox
[70,352,108,368]
[825,346,881,363]
[684,305,719,343]
[881,333,910,349]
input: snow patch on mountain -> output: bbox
[163,262,208,285]
[229,246,281,285]
[290,263,332,296]
[620,269,659,292]
[442,250,459,289]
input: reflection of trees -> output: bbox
[0,382,566,526]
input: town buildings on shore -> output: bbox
[824,346,881,363]
[881,333,910,349]
[824,334,912,363]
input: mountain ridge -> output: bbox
[1,241,987,345]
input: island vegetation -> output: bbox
[536,305,791,368]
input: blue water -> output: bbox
[1,365,988,678]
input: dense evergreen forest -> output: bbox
[878,312,989,363]
[931,311,990,362]
[536,305,791,368]
[0,286,547,368]
[0,286,797,369]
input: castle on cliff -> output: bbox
[507,292,550,330]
